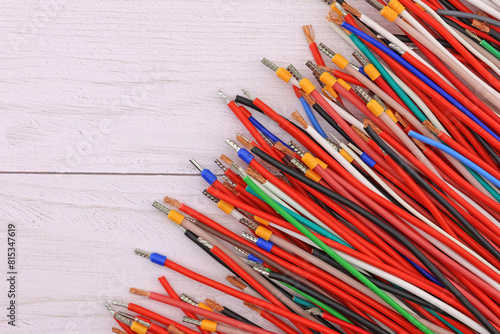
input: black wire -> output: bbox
[268,271,389,334]
[250,145,500,334]
[310,248,446,314]
[220,307,262,328]
[311,103,356,147]
[363,126,500,334]
[472,130,500,167]
[235,95,264,113]
[367,125,500,263]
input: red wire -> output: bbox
[202,187,472,316]
[398,0,500,90]
[126,303,199,334]
[158,276,208,334]
[150,265,340,334]
[321,313,372,334]
[260,310,300,334]
[332,69,367,88]
[309,42,325,66]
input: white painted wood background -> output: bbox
[0,1,386,333]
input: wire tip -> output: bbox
[241,89,255,101]
[218,90,233,104]
[291,111,308,129]
[302,24,315,44]
[244,301,262,313]
[129,288,150,297]
[205,298,223,312]
[112,327,127,334]
[246,166,265,184]
[226,275,247,290]
[164,196,181,208]
[236,134,254,150]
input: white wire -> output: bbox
[461,0,500,20]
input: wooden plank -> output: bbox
[0,0,374,173]
[0,173,289,332]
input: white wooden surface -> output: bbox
[0,1,383,333]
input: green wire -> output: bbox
[480,39,500,60]
[280,281,352,323]
[242,174,435,334]
[350,34,428,122]
[245,186,353,248]
[466,165,500,202]
[425,308,463,334]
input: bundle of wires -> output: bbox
[105,0,500,333]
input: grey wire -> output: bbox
[436,9,500,28]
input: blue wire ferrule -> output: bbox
[256,238,274,252]
[201,169,218,185]
[360,153,376,168]
[238,148,254,164]
[150,252,167,266]
[359,67,369,78]
[248,253,264,264]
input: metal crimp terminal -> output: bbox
[290,157,309,174]
[197,237,213,249]
[189,158,204,172]
[214,159,227,172]
[348,142,363,155]
[305,307,324,316]
[225,138,241,152]
[325,138,340,151]
[388,43,404,55]
[134,249,151,259]
[234,246,249,256]
[251,263,270,276]
[135,318,151,327]
[152,201,170,215]
[241,89,255,101]
[261,58,279,72]
[239,217,259,231]
[241,231,259,243]
[352,50,369,67]
[365,0,384,11]
[203,189,220,203]
[222,175,236,188]
[104,301,115,315]
[353,86,372,104]
[112,301,129,309]
[288,141,305,157]
[117,311,134,320]
[305,60,325,79]
[114,313,134,327]
[180,294,198,306]
[183,317,202,326]
[287,64,304,81]
[334,2,348,15]
[323,0,334,5]
[218,90,233,104]
[373,95,387,110]
[318,43,336,58]
[465,29,481,42]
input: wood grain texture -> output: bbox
[0,0,383,332]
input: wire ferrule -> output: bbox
[150,252,167,266]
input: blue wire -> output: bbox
[341,22,500,142]
[401,254,443,287]
[299,96,327,138]
[245,186,352,248]
[248,116,291,149]
[408,131,500,188]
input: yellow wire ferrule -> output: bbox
[256,225,273,241]
[168,210,185,225]
[254,216,270,226]
[332,54,349,70]
[381,6,399,22]
[131,322,148,334]
[364,64,381,81]
[276,67,292,83]
[323,86,339,99]
[198,303,213,312]
[201,319,218,332]
[217,200,234,214]
[305,169,322,182]
[388,0,405,14]
[316,158,328,169]
[340,149,354,163]
[319,72,337,88]
[337,78,351,91]
[302,153,319,170]
[386,109,398,123]
[330,3,344,16]
[367,100,385,117]
[299,78,316,95]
